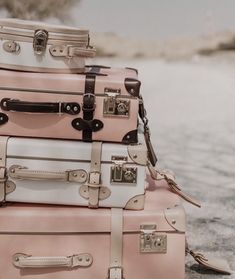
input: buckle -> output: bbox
[82,95,95,111]
[107,267,124,279]
[88,171,101,187]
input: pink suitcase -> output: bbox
[0,178,186,279]
[0,65,140,144]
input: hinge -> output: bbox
[103,88,130,117]
[110,156,137,184]
[33,29,48,55]
[140,224,167,253]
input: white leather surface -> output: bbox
[5,136,146,208]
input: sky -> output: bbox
[71,0,235,40]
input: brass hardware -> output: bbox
[33,29,48,55]
[140,224,167,253]
[110,156,137,184]
[104,88,121,94]
[103,89,130,117]
[3,41,20,53]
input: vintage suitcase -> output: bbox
[0,131,148,209]
[0,65,141,144]
[0,18,95,73]
[0,180,186,279]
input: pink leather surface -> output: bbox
[0,67,139,142]
[0,178,185,279]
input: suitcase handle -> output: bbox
[0,98,81,115]
[12,253,93,269]
[49,45,96,58]
[8,165,88,183]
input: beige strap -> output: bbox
[147,162,201,208]
[12,253,93,269]
[0,136,8,204]
[108,208,124,279]
[87,142,102,208]
[8,165,87,183]
[49,45,96,58]
[186,246,231,274]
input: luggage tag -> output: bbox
[147,163,201,208]
[139,96,157,166]
[186,244,231,275]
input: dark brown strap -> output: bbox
[1,98,80,115]
[82,75,96,142]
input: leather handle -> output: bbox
[49,45,96,58]
[8,165,87,183]
[12,253,93,269]
[0,98,80,115]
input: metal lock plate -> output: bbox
[140,225,167,253]
[110,156,137,184]
[103,88,130,117]
[33,29,48,55]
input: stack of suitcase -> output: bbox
[0,19,231,279]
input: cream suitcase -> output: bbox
[0,180,186,279]
[0,131,148,209]
[0,65,141,144]
[0,18,95,73]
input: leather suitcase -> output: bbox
[0,65,141,144]
[0,18,95,73]
[0,179,185,279]
[0,131,147,209]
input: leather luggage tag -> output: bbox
[187,248,231,275]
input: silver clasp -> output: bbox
[33,29,48,55]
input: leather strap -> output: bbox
[186,245,231,274]
[87,142,102,208]
[147,161,201,207]
[0,136,8,204]
[108,208,124,279]
[82,75,96,142]
[49,45,96,58]
[12,253,93,269]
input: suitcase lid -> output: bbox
[0,181,185,234]
[6,132,147,164]
[0,66,140,97]
[0,18,89,44]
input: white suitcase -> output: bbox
[0,18,95,73]
[0,132,148,209]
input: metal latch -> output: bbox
[110,156,137,184]
[103,88,130,117]
[33,29,48,55]
[140,224,167,253]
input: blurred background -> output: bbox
[0,1,234,278]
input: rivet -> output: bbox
[78,258,83,262]
[130,89,134,93]
[76,122,79,126]
[15,257,19,262]
[134,199,138,203]
[73,173,78,177]
[127,135,130,139]
[10,168,15,173]
[0,117,3,121]
[73,106,78,111]
[95,124,99,127]
[66,105,71,110]
[81,173,85,178]
[133,154,138,159]
[86,258,90,262]
[172,220,176,225]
